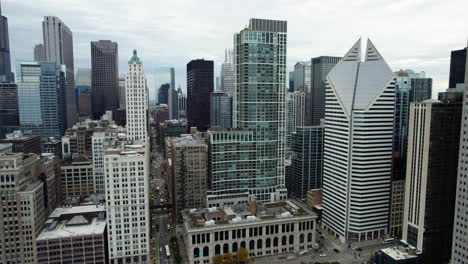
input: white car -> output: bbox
[320,253,327,257]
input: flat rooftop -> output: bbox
[37,217,106,241]
[183,200,316,231]
[381,246,419,260]
[49,205,105,218]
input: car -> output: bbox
[319,253,327,257]
[333,249,340,253]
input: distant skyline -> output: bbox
[3,0,468,99]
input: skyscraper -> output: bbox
[220,49,235,96]
[0,82,19,126]
[285,91,305,153]
[119,75,126,109]
[91,40,119,119]
[293,61,311,93]
[157,83,170,105]
[207,18,288,206]
[43,16,76,127]
[126,50,149,144]
[168,67,178,119]
[288,71,295,92]
[0,2,13,82]
[76,68,92,117]
[16,61,67,141]
[187,59,213,131]
[210,91,232,129]
[178,89,187,119]
[449,47,467,88]
[322,39,395,242]
[34,44,45,61]
[309,56,341,126]
[403,99,461,264]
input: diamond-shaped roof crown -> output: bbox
[128,50,141,64]
[326,38,394,116]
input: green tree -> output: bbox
[237,247,250,263]
[213,254,224,264]
[224,252,234,263]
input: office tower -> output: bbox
[309,56,341,126]
[126,50,148,144]
[288,126,324,199]
[285,91,305,153]
[61,156,94,200]
[207,18,288,206]
[119,75,126,109]
[168,67,178,119]
[0,131,42,154]
[77,90,92,117]
[293,61,311,93]
[43,16,76,127]
[178,88,187,118]
[0,82,19,126]
[157,83,170,104]
[402,99,461,264]
[216,76,220,90]
[34,44,45,61]
[389,70,432,237]
[104,144,150,263]
[187,59,214,131]
[220,49,235,95]
[36,205,107,264]
[449,47,467,88]
[0,3,14,82]
[76,69,92,117]
[91,40,119,119]
[322,39,395,242]
[289,71,295,92]
[169,136,208,219]
[16,61,67,141]
[0,153,46,264]
[210,91,232,129]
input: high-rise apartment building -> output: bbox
[308,56,341,126]
[207,18,288,206]
[16,61,67,141]
[0,153,46,264]
[43,16,76,127]
[126,50,149,145]
[322,39,395,242]
[91,40,119,119]
[0,82,19,126]
[104,144,150,264]
[210,91,232,129]
[288,126,324,199]
[449,47,467,88]
[34,44,45,61]
[220,49,235,96]
[187,59,213,132]
[0,3,14,82]
[402,99,461,264]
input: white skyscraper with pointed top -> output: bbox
[322,38,396,242]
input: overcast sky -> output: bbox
[3,0,467,100]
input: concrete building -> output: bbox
[402,99,461,264]
[43,137,61,157]
[38,153,61,214]
[372,244,420,264]
[183,200,317,264]
[104,144,150,264]
[126,50,149,145]
[43,16,76,127]
[187,59,214,132]
[322,39,395,242]
[169,135,208,219]
[210,91,232,129]
[91,40,119,119]
[36,205,107,264]
[0,131,41,154]
[34,43,45,61]
[0,153,46,264]
[61,156,94,200]
[0,82,19,126]
[156,104,170,124]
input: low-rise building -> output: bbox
[43,137,62,158]
[0,130,41,154]
[372,244,421,264]
[183,200,317,264]
[36,205,107,264]
[0,143,12,153]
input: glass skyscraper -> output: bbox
[16,61,67,141]
[210,91,232,129]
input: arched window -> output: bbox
[240,241,246,249]
[289,234,294,244]
[307,233,312,242]
[282,236,287,245]
[223,243,229,253]
[203,246,209,257]
[273,237,279,247]
[249,240,255,250]
[300,234,304,243]
[257,239,262,249]
[194,247,200,258]
[215,244,221,255]
[232,242,238,252]
[266,238,271,248]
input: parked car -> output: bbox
[333,249,340,253]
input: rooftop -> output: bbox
[49,205,106,219]
[381,246,419,260]
[36,217,106,241]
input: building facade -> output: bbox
[0,82,19,127]
[178,89,187,118]
[34,44,45,61]
[210,91,232,129]
[0,5,14,82]
[60,156,94,199]
[322,39,395,242]
[0,131,41,154]
[220,49,235,96]
[402,100,461,264]
[187,59,214,132]
[43,16,76,127]
[158,83,170,105]
[449,47,467,88]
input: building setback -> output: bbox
[43,16,76,127]
[91,40,119,119]
[402,99,461,264]
[187,59,214,132]
[322,39,395,242]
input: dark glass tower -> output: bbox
[91,40,119,119]
[157,83,170,105]
[187,59,213,131]
[0,82,18,126]
[449,47,467,88]
[0,3,14,82]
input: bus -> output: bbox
[165,245,171,257]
